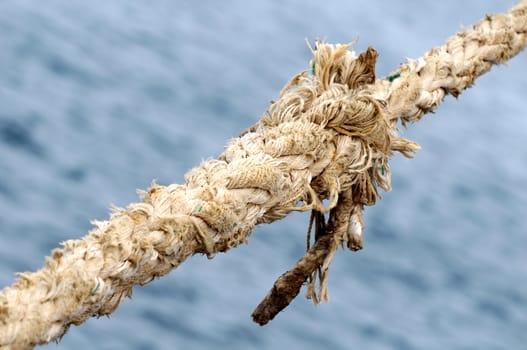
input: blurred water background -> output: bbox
[1,1,526,349]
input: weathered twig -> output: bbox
[251,231,333,326]
[252,189,359,325]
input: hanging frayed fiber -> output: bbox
[1,1,527,348]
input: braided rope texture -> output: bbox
[1,1,526,348]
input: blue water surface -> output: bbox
[1,1,526,349]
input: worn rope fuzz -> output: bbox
[1,1,527,348]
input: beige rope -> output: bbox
[1,1,526,348]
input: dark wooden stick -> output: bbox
[252,190,356,325]
[251,233,333,325]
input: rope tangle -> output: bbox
[1,1,526,348]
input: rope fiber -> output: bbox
[1,1,526,348]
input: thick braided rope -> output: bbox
[371,0,527,125]
[1,2,526,348]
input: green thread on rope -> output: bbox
[378,159,386,176]
[197,205,203,213]
[90,282,100,296]
[311,61,316,75]
[386,72,401,82]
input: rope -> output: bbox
[1,1,526,348]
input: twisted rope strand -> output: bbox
[371,0,527,125]
[1,1,526,348]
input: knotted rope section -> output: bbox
[1,1,527,348]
